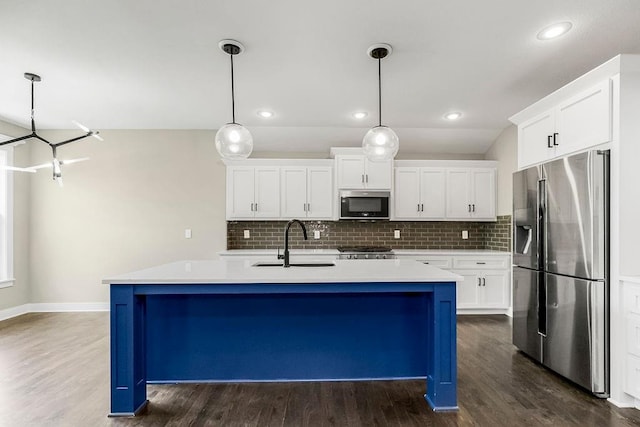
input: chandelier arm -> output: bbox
[0,133,36,146]
[34,134,54,145]
[52,132,93,148]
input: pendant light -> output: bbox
[362,43,399,162]
[215,40,253,160]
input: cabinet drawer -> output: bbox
[415,257,452,269]
[625,354,640,399]
[624,282,640,316]
[452,256,509,269]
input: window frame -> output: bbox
[0,140,15,288]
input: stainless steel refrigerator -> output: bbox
[512,149,609,397]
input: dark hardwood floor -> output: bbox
[1,313,639,426]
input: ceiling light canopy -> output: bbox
[353,112,368,119]
[215,39,253,160]
[362,43,399,162]
[444,112,462,120]
[537,22,573,40]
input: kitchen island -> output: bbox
[104,259,461,416]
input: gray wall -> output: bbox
[484,125,517,216]
[28,129,227,304]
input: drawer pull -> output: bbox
[476,262,486,265]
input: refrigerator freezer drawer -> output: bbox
[543,273,607,394]
[512,267,543,362]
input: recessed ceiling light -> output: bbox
[537,22,573,40]
[444,112,462,121]
[257,110,274,118]
[353,112,368,119]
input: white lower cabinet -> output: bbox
[451,270,509,309]
[623,280,640,400]
[399,252,511,313]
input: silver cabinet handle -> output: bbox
[476,262,486,265]
[548,135,553,148]
[303,203,307,212]
[477,277,481,286]
[417,204,420,212]
[250,203,254,212]
[255,203,258,211]
[553,132,559,146]
[421,204,424,212]
[366,174,368,183]
[361,174,365,183]
[307,203,310,212]
[472,204,475,212]
[482,277,486,286]
[468,204,471,212]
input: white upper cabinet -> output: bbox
[226,166,280,220]
[394,167,446,220]
[445,168,496,221]
[514,79,612,169]
[336,155,392,190]
[281,166,333,219]
[555,79,612,157]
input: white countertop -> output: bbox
[218,249,339,257]
[393,249,510,256]
[103,259,462,285]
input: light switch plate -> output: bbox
[314,230,321,239]
[185,229,192,239]
[243,230,251,239]
[462,230,469,240]
[394,230,401,239]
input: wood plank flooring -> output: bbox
[1,313,639,426]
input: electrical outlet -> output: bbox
[462,230,469,240]
[314,230,321,239]
[243,230,251,239]
[394,230,401,239]
[184,229,192,239]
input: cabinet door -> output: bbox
[281,167,308,218]
[394,168,421,219]
[420,168,446,219]
[471,169,496,220]
[556,79,612,157]
[226,167,255,219]
[365,158,392,189]
[445,169,471,219]
[480,271,509,308]
[518,110,555,169]
[254,167,280,218]
[307,167,334,219]
[337,156,365,189]
[452,270,480,308]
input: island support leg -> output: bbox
[425,283,458,411]
[109,285,148,417]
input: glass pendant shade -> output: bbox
[362,125,399,162]
[215,123,253,160]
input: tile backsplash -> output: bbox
[227,215,511,252]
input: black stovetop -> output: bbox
[336,246,393,253]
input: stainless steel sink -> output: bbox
[252,262,335,267]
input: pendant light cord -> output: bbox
[378,57,382,127]
[31,78,36,132]
[230,53,236,124]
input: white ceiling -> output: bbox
[1,0,639,155]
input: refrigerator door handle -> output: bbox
[538,275,547,337]
[588,281,607,394]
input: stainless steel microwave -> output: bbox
[340,190,390,220]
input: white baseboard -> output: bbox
[0,302,109,321]
[457,308,510,315]
[0,304,30,322]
